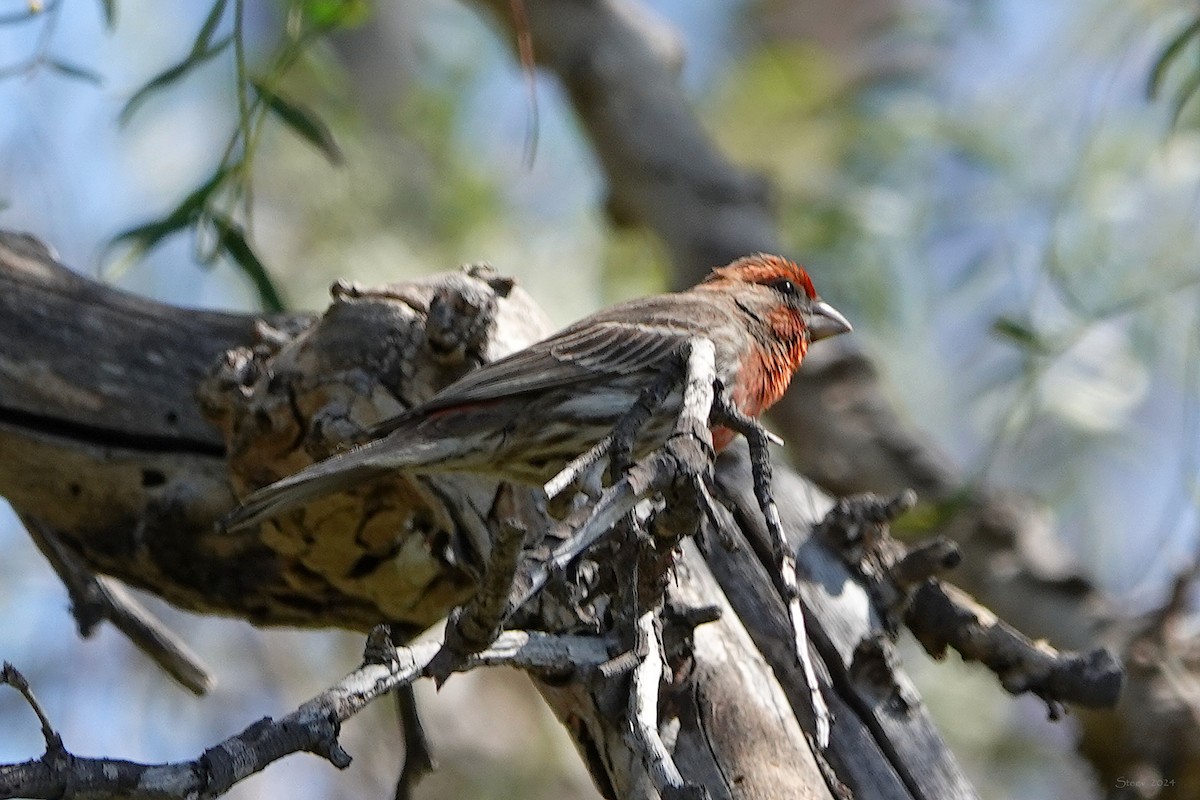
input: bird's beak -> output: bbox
[809,301,853,341]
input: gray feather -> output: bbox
[223,435,461,530]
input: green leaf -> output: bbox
[109,167,230,254]
[194,0,230,52]
[301,0,370,29]
[1149,16,1200,99]
[991,316,1048,353]
[46,58,103,85]
[107,218,192,259]
[98,0,116,30]
[251,78,343,164]
[211,215,286,311]
[119,34,232,124]
[1171,69,1200,129]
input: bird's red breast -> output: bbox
[711,333,807,451]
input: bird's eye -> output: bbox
[770,278,797,297]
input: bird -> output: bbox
[224,253,851,531]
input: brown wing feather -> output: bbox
[368,294,713,437]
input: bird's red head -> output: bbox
[702,253,818,300]
[700,253,849,345]
[698,253,852,431]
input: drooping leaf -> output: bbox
[46,58,103,85]
[211,214,286,311]
[251,78,343,164]
[1149,16,1200,99]
[98,0,116,30]
[107,218,193,261]
[119,34,232,124]
[991,316,1048,354]
[194,0,230,53]
[1170,69,1200,129]
[109,167,230,254]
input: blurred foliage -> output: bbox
[0,0,373,310]
[708,11,1200,546]
[1149,14,1200,127]
[706,42,920,325]
[246,67,509,307]
[707,8,1200,796]
[599,227,670,303]
[102,0,375,310]
[0,0,103,81]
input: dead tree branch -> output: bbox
[0,233,840,798]
[0,0,1177,794]
[22,516,214,695]
[0,225,1138,799]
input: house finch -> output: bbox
[225,253,851,530]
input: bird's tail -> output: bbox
[222,434,460,531]
[222,450,384,531]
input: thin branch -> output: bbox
[814,492,1124,713]
[514,340,719,611]
[625,610,708,800]
[426,485,532,684]
[906,582,1124,714]
[544,366,680,499]
[0,663,63,757]
[712,395,831,747]
[391,683,435,800]
[23,517,215,695]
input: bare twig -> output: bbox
[514,339,719,612]
[712,395,831,747]
[391,684,435,800]
[814,493,1124,714]
[545,366,680,499]
[906,582,1124,713]
[0,663,64,758]
[625,610,707,800]
[23,516,215,695]
[426,485,532,684]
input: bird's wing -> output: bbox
[367,303,702,437]
[434,320,688,402]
